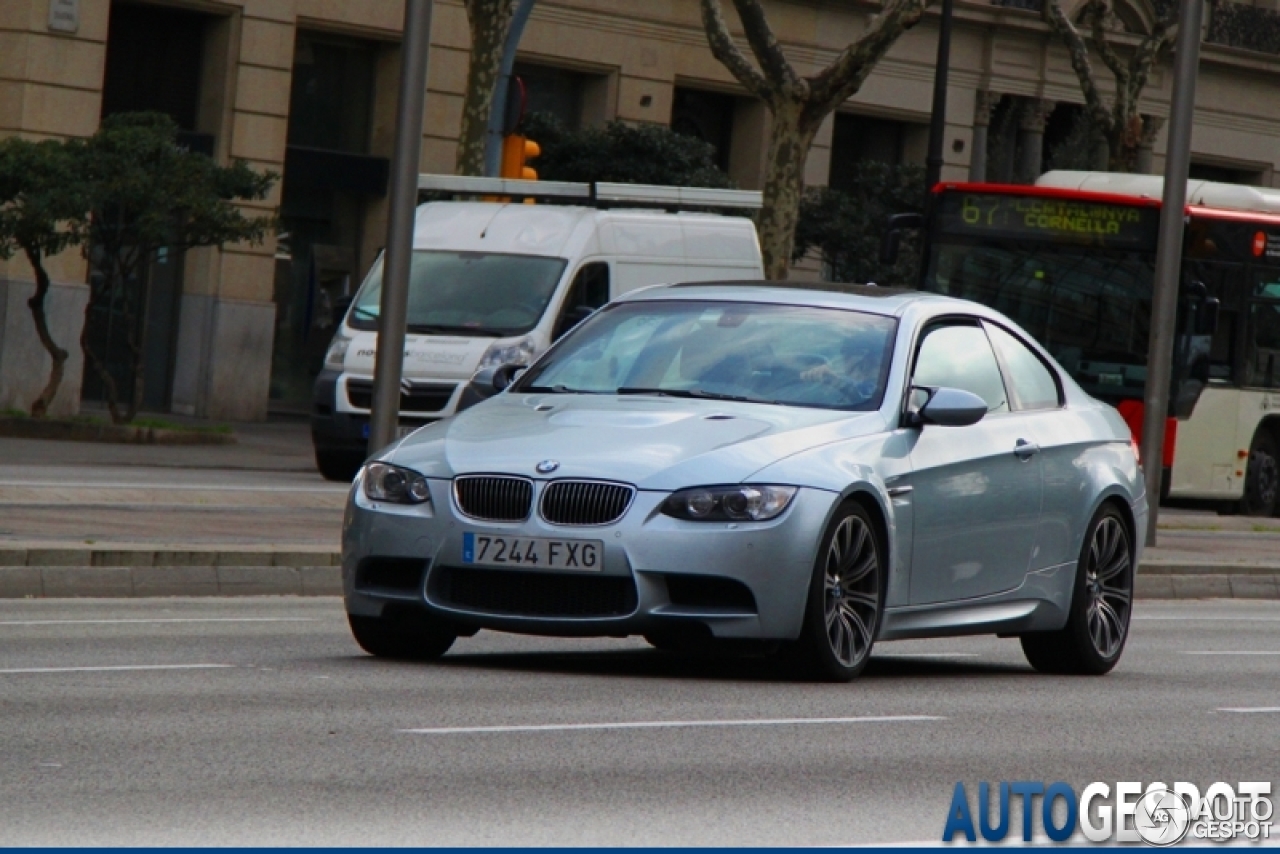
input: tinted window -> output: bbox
[912,324,1009,413]
[986,323,1061,410]
[518,300,898,411]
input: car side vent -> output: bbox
[354,558,428,596]
[454,476,534,522]
[665,574,757,613]
[540,480,635,526]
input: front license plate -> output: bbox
[462,533,603,571]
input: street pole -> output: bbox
[369,0,433,456]
[923,0,954,195]
[1141,0,1204,547]
[484,0,537,177]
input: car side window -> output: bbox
[912,323,1009,413]
[554,262,610,339]
[985,323,1062,410]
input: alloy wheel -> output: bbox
[1084,516,1132,659]
[823,515,880,668]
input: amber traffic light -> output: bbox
[500,134,540,180]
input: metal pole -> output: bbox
[1141,0,1203,547]
[484,0,536,177]
[369,0,433,455]
[923,0,954,195]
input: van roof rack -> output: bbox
[417,173,762,212]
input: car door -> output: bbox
[906,321,1045,605]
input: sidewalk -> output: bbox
[1,422,1277,598]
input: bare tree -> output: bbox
[700,0,930,279]
[456,0,519,176]
[1043,0,1175,172]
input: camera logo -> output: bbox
[1135,788,1191,846]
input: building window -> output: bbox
[829,113,921,191]
[671,88,736,172]
[1190,163,1266,186]
[512,63,588,128]
[288,33,377,155]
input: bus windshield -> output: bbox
[926,241,1155,403]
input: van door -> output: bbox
[552,261,611,340]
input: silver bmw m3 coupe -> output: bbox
[342,282,1147,681]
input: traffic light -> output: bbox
[500,134,540,180]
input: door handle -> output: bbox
[1014,439,1040,460]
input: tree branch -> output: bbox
[808,0,931,113]
[1128,13,1175,100]
[1044,0,1113,132]
[729,0,801,92]
[1086,0,1130,87]
[699,0,773,100]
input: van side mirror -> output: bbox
[881,212,925,266]
[910,386,987,428]
[554,304,595,340]
[492,363,526,392]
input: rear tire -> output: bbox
[315,449,363,482]
[1021,504,1133,675]
[1240,429,1279,517]
[788,501,885,682]
[348,613,456,661]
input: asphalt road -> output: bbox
[2,597,1278,845]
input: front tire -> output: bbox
[1240,429,1279,517]
[348,613,456,660]
[790,501,884,682]
[1021,504,1133,675]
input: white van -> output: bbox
[311,180,764,480]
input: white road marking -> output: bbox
[0,664,234,675]
[0,618,321,626]
[873,653,980,658]
[401,715,945,736]
[1136,616,1280,622]
[1181,651,1280,655]
[0,480,346,492]
[1217,707,1280,714]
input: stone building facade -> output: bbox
[1,0,1278,420]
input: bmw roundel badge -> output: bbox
[535,460,560,474]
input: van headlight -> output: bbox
[477,335,537,371]
[324,333,351,370]
[661,485,798,522]
[362,462,431,505]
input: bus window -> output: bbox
[1250,272,1280,389]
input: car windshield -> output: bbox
[348,251,568,337]
[515,299,898,411]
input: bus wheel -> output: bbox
[1241,428,1279,517]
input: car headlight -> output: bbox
[362,462,431,504]
[323,333,351,370]
[476,335,537,371]
[661,485,798,522]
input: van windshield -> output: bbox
[348,251,568,337]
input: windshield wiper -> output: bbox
[407,324,505,337]
[352,305,378,319]
[616,387,758,403]
[522,384,604,394]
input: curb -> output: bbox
[0,546,340,598]
[0,547,1278,599]
[0,417,236,445]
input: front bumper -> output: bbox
[342,477,838,641]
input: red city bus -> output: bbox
[910,171,1280,516]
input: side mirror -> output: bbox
[554,304,595,340]
[913,386,988,427]
[880,212,925,266]
[491,363,526,392]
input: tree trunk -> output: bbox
[79,287,123,425]
[22,246,68,418]
[457,0,515,176]
[758,102,819,280]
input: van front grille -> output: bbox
[453,476,533,522]
[346,379,455,413]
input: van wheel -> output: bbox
[1240,429,1279,517]
[315,449,363,482]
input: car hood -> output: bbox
[389,392,888,490]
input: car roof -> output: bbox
[619,280,971,318]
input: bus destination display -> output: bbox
[938,192,1159,250]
